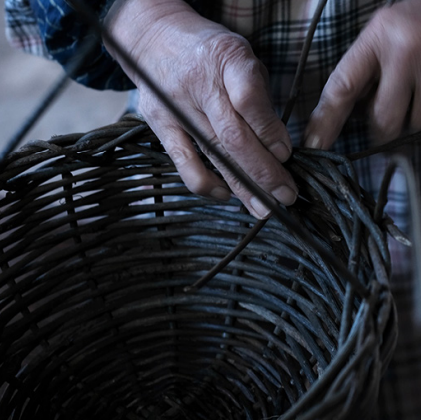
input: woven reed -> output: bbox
[0,115,398,419]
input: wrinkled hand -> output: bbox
[304,0,421,149]
[104,0,297,219]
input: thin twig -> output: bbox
[347,131,421,161]
[0,35,98,165]
[374,154,421,327]
[189,0,330,291]
[2,1,367,300]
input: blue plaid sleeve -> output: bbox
[28,0,135,90]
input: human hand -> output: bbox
[103,0,297,219]
[304,0,421,149]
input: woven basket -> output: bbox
[0,115,397,420]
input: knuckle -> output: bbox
[168,144,194,169]
[162,131,193,166]
[228,60,264,109]
[395,39,420,69]
[370,7,390,33]
[250,164,276,186]
[384,32,419,67]
[326,69,360,102]
[372,114,401,141]
[205,32,258,76]
[370,6,421,63]
[229,83,255,112]
[207,32,250,60]
[257,118,286,145]
[220,126,247,152]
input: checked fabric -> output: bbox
[5,1,421,418]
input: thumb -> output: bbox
[303,30,378,150]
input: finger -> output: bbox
[224,59,292,162]
[190,113,276,219]
[151,121,232,201]
[370,66,412,143]
[303,31,379,150]
[202,93,298,210]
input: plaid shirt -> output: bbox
[5,0,134,89]
[5,1,421,419]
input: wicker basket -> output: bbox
[0,116,397,419]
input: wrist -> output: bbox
[103,0,194,56]
[102,0,199,83]
[102,0,224,86]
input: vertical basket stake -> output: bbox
[375,154,421,330]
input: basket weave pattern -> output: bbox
[0,117,397,419]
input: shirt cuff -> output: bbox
[28,0,135,91]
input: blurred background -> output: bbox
[0,6,128,149]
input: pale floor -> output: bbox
[0,6,128,150]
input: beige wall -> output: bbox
[0,5,128,149]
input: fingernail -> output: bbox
[250,197,272,219]
[272,185,298,206]
[270,141,292,162]
[210,186,231,201]
[305,134,322,149]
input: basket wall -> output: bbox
[0,118,397,420]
